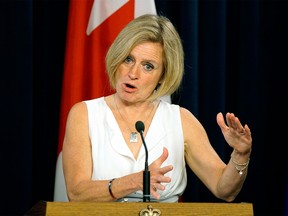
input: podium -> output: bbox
[26,201,253,215]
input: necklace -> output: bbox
[114,94,155,143]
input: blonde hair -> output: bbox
[106,14,184,101]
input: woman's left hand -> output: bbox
[216,112,252,154]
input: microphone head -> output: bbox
[135,121,145,133]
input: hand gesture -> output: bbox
[148,147,173,199]
[216,112,252,154]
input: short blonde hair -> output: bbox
[106,14,184,101]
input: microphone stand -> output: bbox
[135,121,150,202]
[139,130,150,202]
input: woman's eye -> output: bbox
[144,63,154,71]
[124,56,133,63]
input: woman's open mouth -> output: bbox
[123,83,137,92]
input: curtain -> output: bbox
[1,0,288,215]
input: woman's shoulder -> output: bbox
[69,97,105,115]
[179,106,199,124]
[67,101,87,118]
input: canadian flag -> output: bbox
[54,0,158,201]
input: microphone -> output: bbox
[135,121,150,202]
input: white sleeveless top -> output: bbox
[85,97,187,202]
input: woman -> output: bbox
[62,14,252,203]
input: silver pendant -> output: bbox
[130,132,138,143]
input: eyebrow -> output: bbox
[129,54,160,65]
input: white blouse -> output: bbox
[85,97,187,202]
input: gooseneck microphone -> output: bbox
[135,121,150,202]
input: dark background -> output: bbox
[1,0,288,215]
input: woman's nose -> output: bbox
[128,64,139,80]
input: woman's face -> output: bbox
[115,42,163,103]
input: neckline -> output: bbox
[104,96,162,143]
